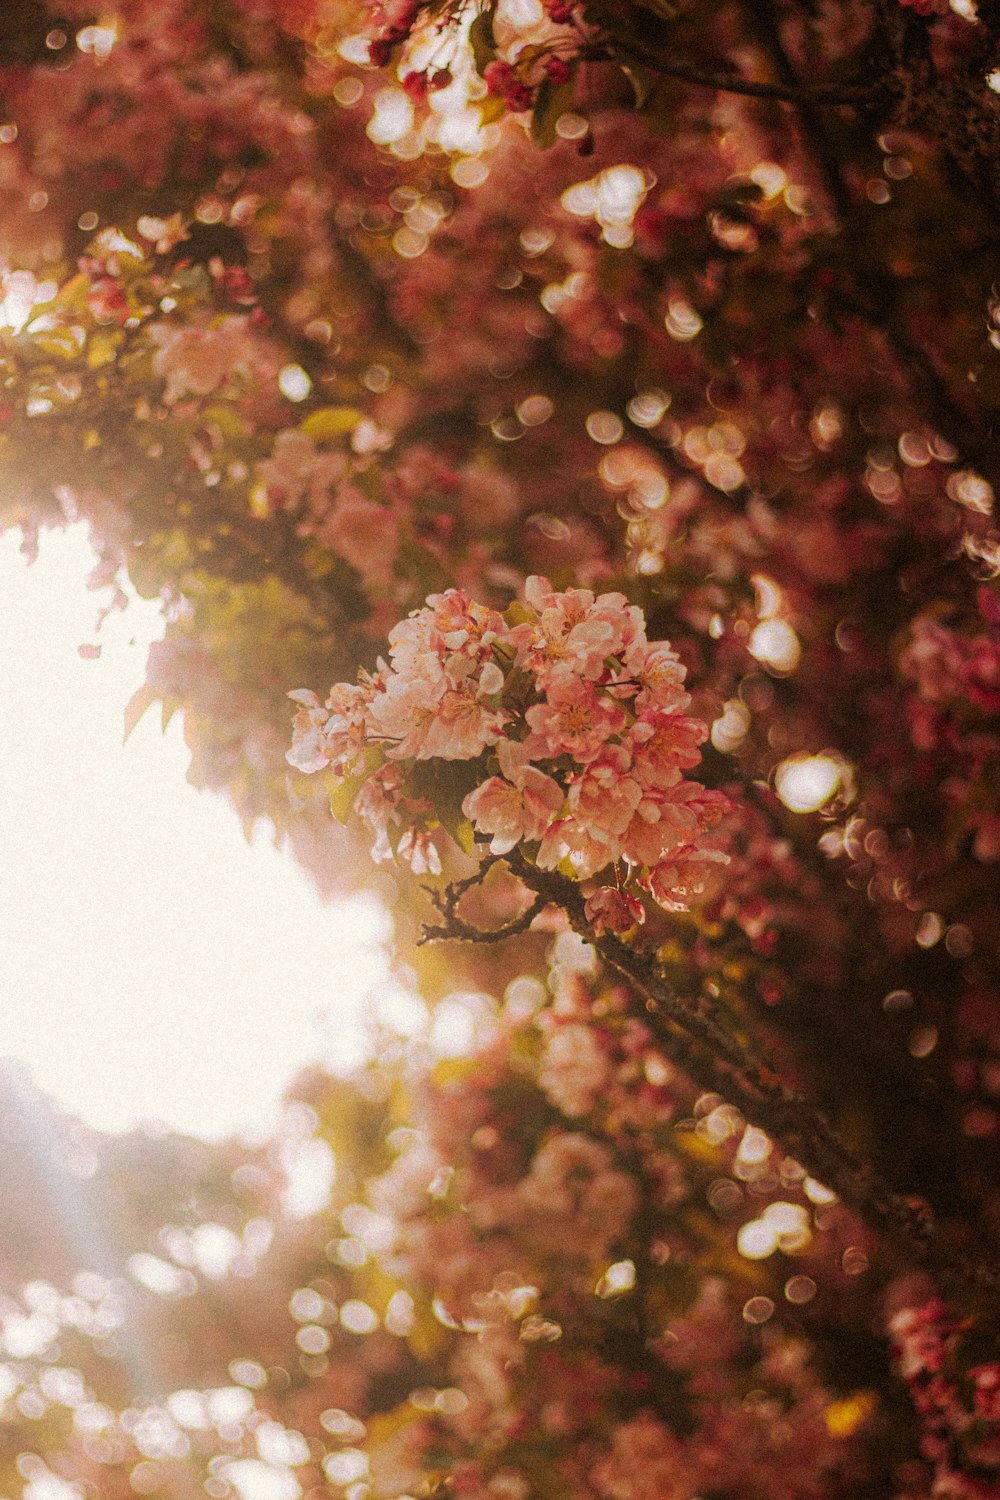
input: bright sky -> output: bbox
[0,524,413,1141]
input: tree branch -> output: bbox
[418,855,549,944]
[422,849,999,1299]
[586,43,884,107]
[418,889,547,945]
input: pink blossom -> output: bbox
[591,1412,698,1500]
[519,1132,639,1260]
[354,763,407,862]
[369,669,446,759]
[538,1022,610,1115]
[286,682,373,776]
[482,60,535,112]
[626,639,691,713]
[514,575,645,684]
[463,741,564,854]
[421,682,506,760]
[394,589,505,668]
[257,429,344,511]
[148,317,251,403]
[524,669,625,762]
[536,745,642,876]
[623,783,730,869]
[629,710,707,788]
[326,487,400,593]
[645,847,729,911]
[584,886,646,935]
[397,826,443,875]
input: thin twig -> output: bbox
[419,892,546,945]
[582,42,883,107]
[418,856,547,945]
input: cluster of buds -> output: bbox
[288,579,730,932]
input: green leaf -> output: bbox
[27,326,82,361]
[299,405,362,442]
[329,746,382,824]
[469,4,496,77]
[478,93,507,127]
[409,756,487,846]
[202,403,249,440]
[504,600,533,626]
[329,773,365,824]
[454,818,477,857]
[530,78,574,149]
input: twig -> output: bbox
[584,43,883,108]
[419,891,546,945]
[418,855,548,944]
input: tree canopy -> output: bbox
[2,2,1000,1497]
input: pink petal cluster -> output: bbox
[148,315,258,404]
[289,579,730,908]
[889,1299,1000,1493]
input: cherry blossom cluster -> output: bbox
[355,964,862,1500]
[889,1299,1000,1496]
[900,597,1000,862]
[288,578,730,928]
[364,0,586,115]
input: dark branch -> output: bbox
[418,858,548,944]
[584,42,884,107]
[419,892,546,945]
[454,848,999,1300]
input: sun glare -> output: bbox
[0,526,411,1140]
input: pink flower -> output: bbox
[354,763,407,862]
[538,1022,610,1115]
[629,710,707,788]
[591,1412,697,1500]
[87,276,129,324]
[397,826,443,875]
[369,669,447,759]
[519,1133,639,1260]
[644,847,729,911]
[623,784,730,869]
[627,639,691,714]
[537,745,641,876]
[422,682,506,760]
[327,487,399,593]
[482,60,535,112]
[148,317,251,403]
[513,575,645,684]
[525,669,625,763]
[386,589,506,678]
[622,792,693,867]
[585,886,646,936]
[257,430,344,511]
[463,739,564,853]
[286,690,331,773]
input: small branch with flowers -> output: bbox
[288,577,999,1302]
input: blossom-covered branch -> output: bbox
[290,578,999,1302]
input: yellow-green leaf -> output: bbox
[454,818,477,857]
[299,405,362,442]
